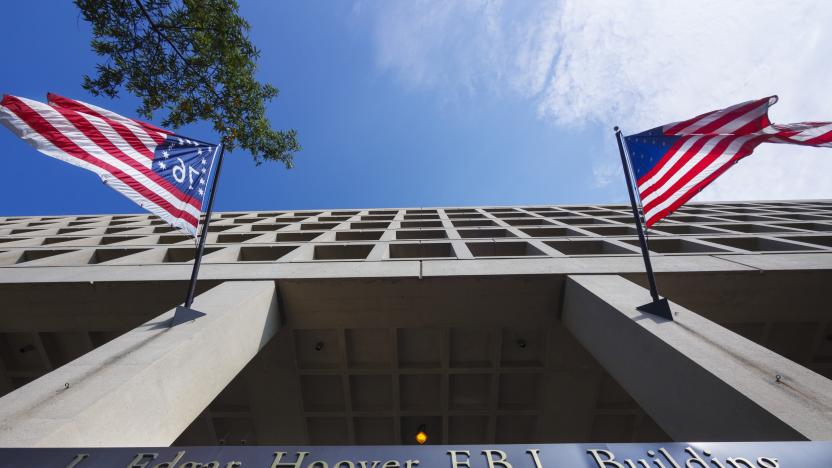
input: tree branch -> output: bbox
[131,0,224,104]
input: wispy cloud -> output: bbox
[360,0,832,201]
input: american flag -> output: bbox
[0,94,218,236]
[624,96,832,227]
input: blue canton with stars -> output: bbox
[151,135,218,203]
[624,126,682,181]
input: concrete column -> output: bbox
[562,274,832,441]
[0,280,279,447]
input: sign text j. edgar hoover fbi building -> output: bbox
[3,442,832,467]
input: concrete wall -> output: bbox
[0,280,279,447]
[562,274,832,441]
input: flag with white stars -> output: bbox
[151,136,218,229]
[0,93,219,237]
[624,96,832,227]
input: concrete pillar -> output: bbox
[0,280,279,447]
[562,274,832,441]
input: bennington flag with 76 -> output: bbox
[625,96,832,227]
[0,94,219,237]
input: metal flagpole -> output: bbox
[614,126,673,320]
[172,141,226,326]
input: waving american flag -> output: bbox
[625,96,832,227]
[0,94,218,236]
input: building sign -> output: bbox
[1,442,830,468]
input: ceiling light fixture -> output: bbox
[415,425,428,445]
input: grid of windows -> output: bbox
[0,200,831,266]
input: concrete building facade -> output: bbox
[0,199,830,448]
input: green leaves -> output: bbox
[75,0,300,167]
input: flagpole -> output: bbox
[184,142,226,309]
[614,126,673,320]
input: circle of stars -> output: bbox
[154,138,213,198]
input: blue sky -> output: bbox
[1,1,830,216]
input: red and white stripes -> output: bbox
[633,96,832,226]
[0,94,205,236]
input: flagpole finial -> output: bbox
[614,126,620,132]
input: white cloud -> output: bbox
[361,0,832,201]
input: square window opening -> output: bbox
[466,241,544,257]
[389,243,454,258]
[314,244,374,260]
[238,245,298,261]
